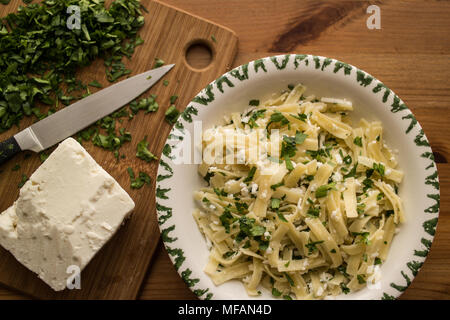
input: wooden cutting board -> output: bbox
[0,0,237,299]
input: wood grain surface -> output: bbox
[0,0,237,299]
[1,0,449,300]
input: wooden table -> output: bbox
[0,0,449,300]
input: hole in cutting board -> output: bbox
[185,40,213,70]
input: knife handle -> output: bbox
[0,136,22,166]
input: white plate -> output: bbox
[155,54,440,300]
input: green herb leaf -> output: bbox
[295,131,308,144]
[285,155,294,171]
[170,95,178,104]
[247,109,266,128]
[307,207,320,218]
[270,182,284,190]
[154,58,165,68]
[305,240,324,254]
[373,162,385,177]
[276,210,288,222]
[340,283,350,294]
[243,167,256,183]
[315,182,336,198]
[165,105,180,125]
[357,274,366,284]
[352,231,371,245]
[353,136,363,147]
[136,136,157,162]
[272,287,282,297]
[282,273,294,287]
[18,173,28,188]
[88,80,103,88]
[271,198,280,209]
[250,225,266,237]
[291,113,307,122]
[266,111,289,131]
[343,162,358,179]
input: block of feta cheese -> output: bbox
[0,138,135,291]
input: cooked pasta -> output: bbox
[193,84,404,299]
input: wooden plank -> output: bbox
[0,0,237,299]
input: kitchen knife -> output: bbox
[0,64,174,165]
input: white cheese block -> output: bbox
[0,138,135,291]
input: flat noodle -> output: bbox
[193,84,405,299]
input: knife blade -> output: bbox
[0,64,174,165]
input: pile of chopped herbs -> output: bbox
[0,0,145,133]
[0,0,177,190]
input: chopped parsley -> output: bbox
[246,109,266,128]
[306,207,320,218]
[219,208,235,233]
[276,210,288,222]
[88,80,102,88]
[373,162,385,177]
[271,288,282,297]
[222,251,235,259]
[249,99,260,106]
[127,167,151,189]
[343,154,352,165]
[291,113,307,122]
[250,225,266,237]
[270,182,284,190]
[18,173,28,188]
[315,182,336,198]
[295,131,308,144]
[362,178,373,192]
[343,162,358,179]
[305,240,324,254]
[353,136,363,147]
[357,203,366,215]
[385,210,394,217]
[266,111,289,131]
[39,152,49,163]
[271,198,280,209]
[284,273,294,286]
[340,283,350,294]
[285,155,294,171]
[0,0,145,133]
[352,231,371,245]
[165,105,180,124]
[243,167,256,183]
[136,136,157,162]
[170,95,178,104]
[357,274,366,284]
[235,201,249,214]
[154,58,165,68]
